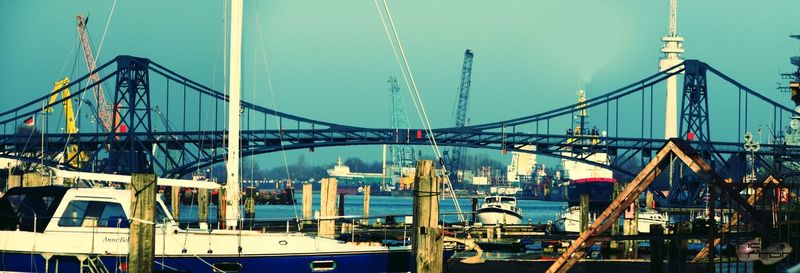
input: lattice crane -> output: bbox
[444,49,474,185]
[387,76,415,171]
[76,15,114,132]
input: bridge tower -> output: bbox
[680,60,711,156]
[107,56,154,174]
[444,49,474,185]
[669,59,711,207]
[387,76,415,173]
[660,0,684,139]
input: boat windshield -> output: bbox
[485,196,516,204]
[0,186,69,232]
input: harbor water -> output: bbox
[176,193,568,224]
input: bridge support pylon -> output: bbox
[680,60,711,158]
[106,56,154,174]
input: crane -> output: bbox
[76,15,114,133]
[444,49,474,185]
[46,77,88,167]
[387,76,415,172]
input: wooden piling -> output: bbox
[218,188,227,229]
[302,183,312,226]
[611,183,622,236]
[171,186,181,221]
[623,199,639,258]
[471,197,478,224]
[244,187,255,229]
[668,222,689,272]
[198,189,209,228]
[610,183,622,258]
[337,193,346,217]
[579,194,589,232]
[22,173,48,187]
[362,185,371,225]
[7,175,20,190]
[645,191,654,209]
[129,173,157,273]
[650,224,664,273]
[412,160,442,273]
[319,178,337,238]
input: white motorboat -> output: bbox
[475,195,523,225]
[555,206,668,233]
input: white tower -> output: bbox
[660,0,684,139]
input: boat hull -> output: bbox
[555,209,668,233]
[0,249,412,273]
[554,216,582,233]
[475,207,522,225]
[567,178,615,207]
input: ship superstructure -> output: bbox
[327,157,388,195]
[506,145,536,183]
[782,35,800,145]
[560,90,616,206]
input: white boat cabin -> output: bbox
[0,186,173,233]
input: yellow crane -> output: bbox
[45,77,87,168]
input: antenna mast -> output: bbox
[660,0,684,139]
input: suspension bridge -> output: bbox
[1,55,799,208]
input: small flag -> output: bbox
[23,116,34,127]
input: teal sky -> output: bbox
[2,0,799,169]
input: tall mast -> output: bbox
[660,0,684,139]
[225,0,243,229]
[668,0,677,37]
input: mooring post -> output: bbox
[610,183,622,258]
[302,183,312,228]
[218,188,227,230]
[338,193,346,217]
[579,194,589,232]
[623,199,639,258]
[171,186,181,222]
[319,178,337,238]
[668,222,689,272]
[650,224,664,273]
[611,183,622,235]
[412,160,443,273]
[198,189,209,229]
[471,197,478,224]
[244,187,256,229]
[632,199,639,258]
[6,175,20,190]
[362,185,371,225]
[23,172,48,187]
[129,173,157,273]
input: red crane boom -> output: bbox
[76,15,113,132]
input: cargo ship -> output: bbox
[327,157,391,195]
[561,90,616,207]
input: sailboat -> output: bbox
[0,173,413,272]
[0,1,413,272]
